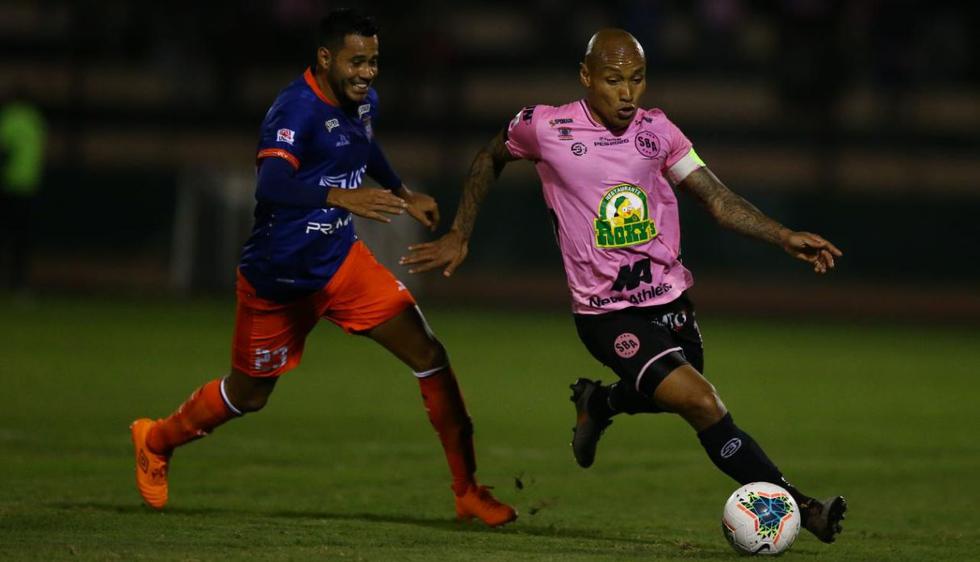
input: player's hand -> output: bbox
[402,188,440,232]
[400,229,468,277]
[326,188,407,223]
[780,231,843,274]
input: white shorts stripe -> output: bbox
[634,347,684,394]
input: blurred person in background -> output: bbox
[0,89,46,294]
[128,8,516,527]
[403,28,847,544]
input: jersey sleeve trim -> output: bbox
[303,68,338,107]
[666,148,706,185]
[257,148,300,170]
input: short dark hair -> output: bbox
[315,8,379,63]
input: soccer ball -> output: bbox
[721,482,801,555]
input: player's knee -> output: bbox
[680,387,726,425]
[234,389,273,413]
[413,338,448,372]
[224,374,277,413]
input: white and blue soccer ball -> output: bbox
[721,482,801,555]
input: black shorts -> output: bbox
[574,292,704,397]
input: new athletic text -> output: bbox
[589,282,672,309]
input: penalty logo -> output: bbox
[593,183,658,249]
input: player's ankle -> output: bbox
[589,384,615,419]
[452,479,475,497]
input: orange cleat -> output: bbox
[455,484,518,527]
[130,418,170,510]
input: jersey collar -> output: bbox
[304,68,338,107]
[579,99,636,135]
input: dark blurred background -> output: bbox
[2,0,978,320]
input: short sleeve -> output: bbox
[504,105,541,161]
[660,117,705,185]
[256,99,312,170]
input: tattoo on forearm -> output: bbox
[452,131,510,239]
[681,168,788,246]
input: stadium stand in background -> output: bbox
[2,0,978,319]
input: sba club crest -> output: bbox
[594,183,658,248]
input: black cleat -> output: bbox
[569,378,612,469]
[802,495,847,543]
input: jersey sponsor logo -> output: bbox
[276,128,295,145]
[634,131,658,158]
[614,332,640,358]
[720,437,743,458]
[588,282,672,308]
[612,258,652,291]
[549,118,573,126]
[319,165,366,188]
[594,183,658,248]
[325,118,340,132]
[306,212,353,235]
[594,136,629,147]
[358,104,371,119]
[571,142,587,156]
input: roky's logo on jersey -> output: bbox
[594,183,658,249]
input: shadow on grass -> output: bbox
[45,500,744,557]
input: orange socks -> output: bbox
[417,367,477,496]
[145,371,477,497]
[147,379,238,455]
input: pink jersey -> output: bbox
[505,100,706,314]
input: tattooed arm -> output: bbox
[450,129,515,242]
[400,129,517,276]
[678,167,842,273]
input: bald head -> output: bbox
[584,28,645,71]
[579,28,647,130]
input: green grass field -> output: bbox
[1,295,978,560]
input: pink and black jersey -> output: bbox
[239,69,401,301]
[505,100,706,314]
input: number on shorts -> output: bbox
[254,346,288,372]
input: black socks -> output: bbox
[606,381,662,415]
[598,384,814,510]
[697,413,785,486]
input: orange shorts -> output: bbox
[231,240,416,377]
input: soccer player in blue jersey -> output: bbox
[129,9,517,527]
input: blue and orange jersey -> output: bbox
[239,68,398,301]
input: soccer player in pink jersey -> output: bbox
[402,29,845,543]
